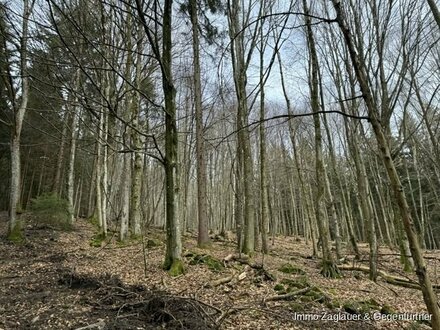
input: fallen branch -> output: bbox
[216,306,249,325]
[223,254,234,263]
[338,265,440,291]
[209,276,233,287]
[263,287,311,303]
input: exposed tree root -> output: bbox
[320,260,341,278]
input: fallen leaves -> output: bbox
[0,214,436,329]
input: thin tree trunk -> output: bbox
[66,69,81,226]
[8,0,33,236]
[160,0,184,274]
[52,110,69,195]
[259,9,269,254]
[303,0,338,277]
[189,0,210,248]
[130,28,143,237]
[120,152,130,241]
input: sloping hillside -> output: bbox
[0,215,435,330]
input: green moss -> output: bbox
[343,301,362,314]
[326,299,342,309]
[380,303,395,315]
[146,239,161,248]
[326,288,337,295]
[7,222,24,243]
[278,263,305,274]
[290,302,305,312]
[299,295,314,302]
[90,232,106,247]
[30,193,72,231]
[365,298,380,308]
[116,239,130,247]
[205,256,224,272]
[274,284,285,292]
[280,276,310,289]
[343,299,381,314]
[304,286,328,303]
[88,214,99,228]
[186,253,224,272]
[168,259,185,276]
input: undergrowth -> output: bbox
[30,193,72,231]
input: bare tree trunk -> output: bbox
[161,0,183,274]
[189,0,210,248]
[95,130,103,229]
[101,111,108,235]
[320,112,342,259]
[259,9,269,254]
[8,0,33,237]
[227,0,256,255]
[427,0,440,28]
[66,69,81,226]
[304,0,339,277]
[135,0,184,273]
[120,151,130,241]
[52,110,69,195]
[130,26,143,237]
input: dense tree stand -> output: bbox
[1,0,440,326]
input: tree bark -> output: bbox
[427,0,440,29]
[190,0,210,248]
[8,0,33,236]
[227,0,256,255]
[52,110,69,195]
[130,22,144,237]
[304,0,338,277]
[161,0,183,274]
[66,69,81,226]
[259,7,269,254]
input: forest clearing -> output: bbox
[0,213,435,330]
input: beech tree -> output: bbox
[1,0,35,238]
[188,0,210,247]
[2,2,440,321]
[303,0,339,277]
[136,0,183,274]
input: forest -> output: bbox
[1,0,440,329]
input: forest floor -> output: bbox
[0,213,437,330]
